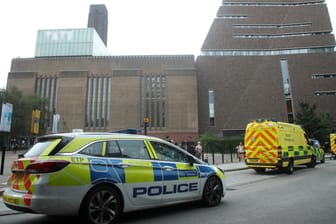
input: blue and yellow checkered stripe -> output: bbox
[88,158,218,184]
[282,145,311,158]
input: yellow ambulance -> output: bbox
[244,119,323,174]
[331,133,336,159]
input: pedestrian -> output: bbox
[195,141,203,159]
[236,142,245,162]
[187,142,195,156]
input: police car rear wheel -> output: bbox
[80,185,122,224]
[202,176,223,207]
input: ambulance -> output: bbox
[331,133,336,159]
[244,119,324,174]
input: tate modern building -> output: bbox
[7,1,336,142]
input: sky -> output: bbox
[0,0,335,89]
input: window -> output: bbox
[280,59,295,123]
[315,91,336,96]
[86,75,111,128]
[24,139,61,158]
[312,73,336,79]
[150,141,189,163]
[140,74,166,128]
[118,140,150,160]
[208,89,215,126]
[201,47,334,57]
[106,140,122,157]
[36,76,58,129]
[80,142,104,157]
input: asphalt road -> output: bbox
[1,160,335,224]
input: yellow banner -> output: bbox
[31,110,41,134]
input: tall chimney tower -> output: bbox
[88,4,108,46]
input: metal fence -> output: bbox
[202,151,240,165]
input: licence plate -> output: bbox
[3,195,20,205]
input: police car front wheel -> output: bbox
[80,185,122,224]
[202,176,223,207]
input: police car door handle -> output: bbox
[117,163,131,168]
[162,166,174,171]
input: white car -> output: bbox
[3,132,226,224]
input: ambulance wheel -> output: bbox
[80,185,122,224]
[321,154,325,163]
[202,176,223,207]
[253,168,265,174]
[286,159,294,175]
[307,156,316,168]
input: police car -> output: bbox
[3,132,226,224]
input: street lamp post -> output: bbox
[144,117,149,136]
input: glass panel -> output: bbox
[106,141,122,157]
[118,140,150,160]
[80,142,104,157]
[208,89,215,126]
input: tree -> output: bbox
[295,101,335,144]
[0,87,49,138]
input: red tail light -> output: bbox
[25,160,70,173]
[277,146,282,159]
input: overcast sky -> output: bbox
[0,0,335,89]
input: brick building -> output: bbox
[6,1,336,140]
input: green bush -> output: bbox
[198,133,244,153]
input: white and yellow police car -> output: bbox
[3,132,226,224]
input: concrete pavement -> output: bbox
[0,149,248,216]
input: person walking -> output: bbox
[236,142,245,162]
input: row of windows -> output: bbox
[201,47,334,56]
[140,75,166,129]
[80,139,189,163]
[312,73,336,79]
[217,16,248,19]
[35,75,167,131]
[35,76,58,128]
[222,2,323,7]
[232,23,312,29]
[315,91,336,96]
[234,32,331,39]
[86,76,112,128]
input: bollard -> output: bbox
[0,146,6,175]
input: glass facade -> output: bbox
[35,28,110,57]
[280,59,294,123]
[208,89,215,126]
[140,74,166,129]
[35,76,58,128]
[86,76,112,128]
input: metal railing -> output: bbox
[202,151,241,165]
